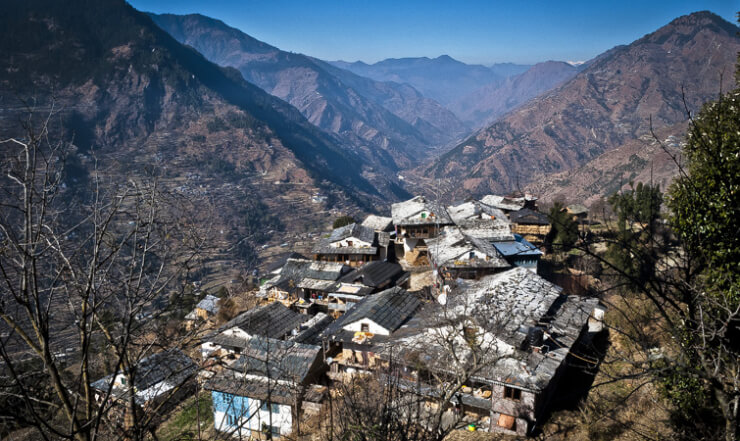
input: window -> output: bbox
[261,401,280,415]
[347,240,353,247]
[226,414,238,426]
[360,323,369,332]
[271,425,281,437]
[503,386,521,401]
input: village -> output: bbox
[90,193,606,439]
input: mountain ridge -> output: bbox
[149,13,467,173]
[420,10,740,198]
[450,60,581,128]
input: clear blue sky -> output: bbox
[130,0,738,65]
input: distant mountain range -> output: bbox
[450,61,581,128]
[2,0,735,227]
[331,56,528,106]
[420,11,740,199]
[150,13,468,173]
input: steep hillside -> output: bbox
[423,11,739,198]
[149,13,467,171]
[0,0,387,276]
[525,124,686,205]
[331,55,503,105]
[450,61,580,128]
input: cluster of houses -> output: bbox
[90,193,602,438]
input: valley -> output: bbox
[1,2,739,440]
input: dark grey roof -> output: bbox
[290,312,334,345]
[262,258,350,292]
[510,208,549,225]
[322,287,421,337]
[339,261,409,288]
[90,349,197,405]
[377,231,391,247]
[227,336,322,383]
[218,302,308,339]
[205,370,326,405]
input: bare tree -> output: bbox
[0,111,210,440]
[327,279,548,441]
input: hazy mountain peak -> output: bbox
[423,10,740,197]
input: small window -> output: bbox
[271,425,281,436]
[271,403,280,414]
[347,240,353,247]
[226,414,238,426]
[503,386,521,401]
[469,251,475,259]
[361,323,369,332]
[261,400,269,411]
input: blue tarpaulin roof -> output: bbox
[492,235,542,257]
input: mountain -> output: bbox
[0,0,392,273]
[331,55,503,105]
[149,13,468,172]
[525,123,686,206]
[450,61,580,128]
[422,11,740,198]
[488,63,532,78]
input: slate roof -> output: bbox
[217,302,308,339]
[297,278,337,292]
[378,267,598,392]
[205,371,326,405]
[262,258,349,292]
[510,208,550,225]
[453,267,564,347]
[321,287,421,339]
[227,336,322,383]
[361,215,394,232]
[328,223,375,244]
[312,224,378,255]
[290,312,334,345]
[339,261,409,289]
[312,245,379,255]
[425,228,510,270]
[90,349,197,405]
[479,195,525,212]
[447,200,514,241]
[195,294,220,314]
[391,196,453,226]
